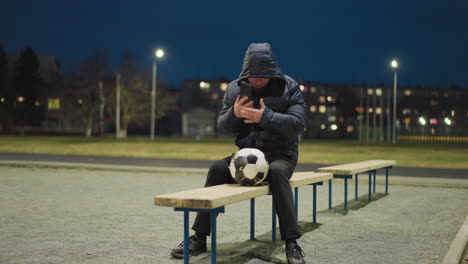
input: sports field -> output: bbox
[0,136,466,169]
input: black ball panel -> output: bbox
[254,172,264,181]
[247,154,258,164]
[234,156,248,170]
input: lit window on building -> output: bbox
[402,108,412,115]
[17,96,24,102]
[404,89,412,96]
[310,86,316,93]
[327,96,332,102]
[376,89,382,96]
[211,93,218,100]
[331,106,336,112]
[430,118,438,125]
[330,124,338,130]
[200,81,210,89]
[451,110,455,117]
[220,83,228,91]
[319,96,326,104]
[403,118,411,126]
[319,105,326,113]
[328,115,336,122]
[430,99,438,106]
[310,105,317,112]
[368,108,373,113]
[355,106,365,113]
[299,85,305,91]
[48,98,60,110]
[443,92,449,98]
[78,99,83,105]
[320,124,326,129]
[347,125,354,133]
[376,107,382,115]
[0,97,4,103]
[367,88,374,95]
[35,101,40,107]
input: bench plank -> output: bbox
[154,172,332,209]
[155,184,270,209]
[289,172,332,188]
[317,160,396,175]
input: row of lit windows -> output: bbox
[403,117,454,126]
[199,81,228,92]
[0,97,61,110]
[402,108,456,117]
[318,124,355,133]
[199,82,455,102]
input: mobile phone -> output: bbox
[239,81,252,101]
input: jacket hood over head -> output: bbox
[238,43,285,84]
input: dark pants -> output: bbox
[192,155,302,241]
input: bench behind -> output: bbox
[317,160,396,175]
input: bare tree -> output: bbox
[64,50,108,136]
[106,50,177,137]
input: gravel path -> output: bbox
[0,166,467,264]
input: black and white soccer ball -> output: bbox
[229,148,269,186]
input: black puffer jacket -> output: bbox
[217,43,307,163]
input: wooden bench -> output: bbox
[318,160,396,211]
[154,172,332,264]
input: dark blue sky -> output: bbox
[1,0,467,88]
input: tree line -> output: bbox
[0,43,177,137]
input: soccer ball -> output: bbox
[229,148,269,186]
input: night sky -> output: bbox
[1,0,467,88]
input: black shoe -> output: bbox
[170,235,207,259]
[286,242,306,264]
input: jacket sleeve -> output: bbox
[217,85,243,134]
[258,84,307,139]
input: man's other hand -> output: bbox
[234,95,254,118]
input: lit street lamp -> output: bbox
[391,59,398,144]
[151,48,164,140]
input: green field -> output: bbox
[0,136,467,169]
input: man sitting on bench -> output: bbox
[170,43,308,264]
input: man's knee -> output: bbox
[268,161,292,183]
[209,159,229,174]
[205,159,232,187]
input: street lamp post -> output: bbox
[391,59,398,144]
[116,73,121,138]
[151,49,164,140]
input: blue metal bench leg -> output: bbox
[272,197,277,242]
[373,170,376,193]
[210,211,217,264]
[250,198,255,240]
[294,187,299,223]
[183,210,189,264]
[385,167,389,194]
[328,179,332,209]
[368,171,372,201]
[344,178,348,211]
[355,174,359,200]
[313,184,317,223]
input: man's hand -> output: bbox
[234,95,254,118]
[241,98,266,124]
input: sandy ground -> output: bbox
[0,166,467,264]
